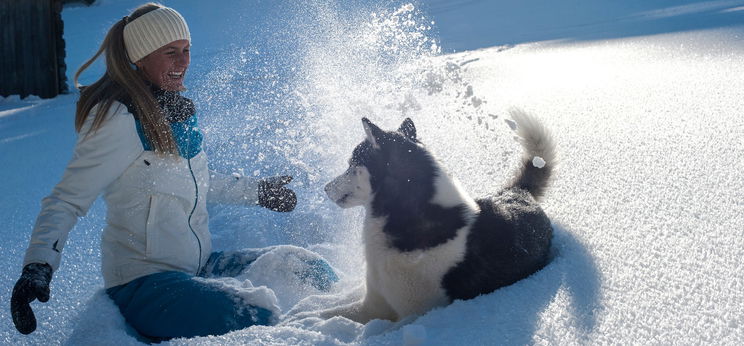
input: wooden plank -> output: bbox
[0,0,20,96]
[38,0,52,98]
[0,0,63,98]
[53,0,67,94]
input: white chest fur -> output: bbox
[362,214,471,319]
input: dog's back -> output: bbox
[443,109,556,301]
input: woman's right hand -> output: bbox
[10,263,53,334]
[257,175,297,212]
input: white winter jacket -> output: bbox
[23,101,261,288]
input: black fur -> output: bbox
[510,159,553,201]
[442,189,552,301]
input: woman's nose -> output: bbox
[176,52,190,67]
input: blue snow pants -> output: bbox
[106,246,338,342]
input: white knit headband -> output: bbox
[123,7,191,63]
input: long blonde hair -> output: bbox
[74,3,178,155]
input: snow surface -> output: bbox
[2,0,744,344]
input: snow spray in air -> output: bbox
[287,3,498,268]
[192,2,497,276]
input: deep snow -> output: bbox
[2,0,744,344]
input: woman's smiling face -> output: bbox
[135,39,190,91]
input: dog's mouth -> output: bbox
[335,193,351,205]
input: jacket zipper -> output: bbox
[187,157,203,274]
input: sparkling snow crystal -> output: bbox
[532,156,546,168]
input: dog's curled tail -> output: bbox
[507,108,557,201]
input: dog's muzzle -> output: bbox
[324,175,354,207]
[324,180,343,204]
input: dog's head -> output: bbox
[324,117,428,209]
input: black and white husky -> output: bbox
[322,109,556,323]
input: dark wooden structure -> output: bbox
[0,0,68,99]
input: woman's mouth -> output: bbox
[167,71,184,80]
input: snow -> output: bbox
[402,324,426,345]
[532,157,546,169]
[2,0,744,344]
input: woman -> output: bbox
[10,3,336,341]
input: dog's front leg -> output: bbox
[320,287,398,323]
[280,301,365,325]
[317,300,365,321]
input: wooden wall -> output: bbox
[0,0,67,99]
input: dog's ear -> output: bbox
[398,118,416,141]
[362,117,383,149]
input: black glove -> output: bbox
[257,175,297,212]
[11,263,53,335]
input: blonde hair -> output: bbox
[74,3,178,155]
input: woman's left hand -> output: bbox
[257,175,297,212]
